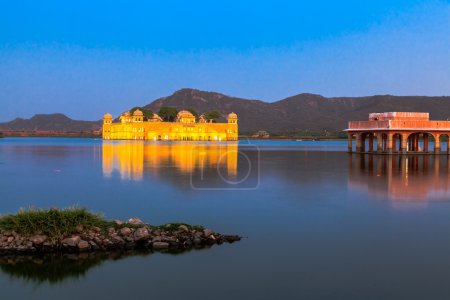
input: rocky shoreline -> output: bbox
[0,218,241,254]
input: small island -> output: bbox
[0,208,241,254]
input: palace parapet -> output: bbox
[102,109,238,141]
[346,112,450,154]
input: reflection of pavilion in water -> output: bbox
[348,154,450,201]
[102,141,238,181]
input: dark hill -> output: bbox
[143,89,450,133]
[0,114,102,131]
[3,90,450,134]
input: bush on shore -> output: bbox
[0,208,110,240]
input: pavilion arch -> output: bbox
[405,132,436,153]
[391,133,402,152]
[406,132,424,152]
[440,134,449,154]
[361,132,376,152]
[380,133,389,152]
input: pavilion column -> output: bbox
[423,134,429,152]
[392,134,397,152]
[434,133,441,154]
[369,135,374,152]
[414,134,420,151]
[401,134,408,152]
[445,135,450,154]
[410,135,415,151]
[377,134,383,152]
[347,134,353,153]
[387,133,393,153]
[356,134,363,152]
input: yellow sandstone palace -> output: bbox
[102,109,238,141]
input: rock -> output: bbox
[203,229,213,237]
[93,237,103,246]
[92,226,101,233]
[128,217,144,225]
[29,235,47,245]
[114,220,123,226]
[124,236,134,242]
[112,236,125,244]
[78,240,90,251]
[119,227,132,236]
[161,236,177,243]
[7,237,14,243]
[133,227,150,241]
[179,225,189,232]
[152,242,169,249]
[89,241,100,250]
[61,236,81,247]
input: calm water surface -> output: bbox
[1,138,450,299]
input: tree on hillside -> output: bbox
[130,107,153,121]
[204,110,222,123]
[185,108,199,118]
[158,107,178,122]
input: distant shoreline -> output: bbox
[0,130,101,138]
[0,135,347,141]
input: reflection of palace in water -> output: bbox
[348,154,450,202]
[102,141,238,181]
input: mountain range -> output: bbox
[2,88,450,134]
[0,114,102,132]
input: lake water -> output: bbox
[1,138,450,299]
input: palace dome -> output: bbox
[177,110,195,118]
[123,111,130,116]
[152,113,163,121]
[133,109,143,116]
[104,113,112,119]
[228,112,238,119]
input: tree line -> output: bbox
[129,107,223,123]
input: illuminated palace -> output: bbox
[102,109,238,141]
[347,112,450,154]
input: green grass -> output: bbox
[0,207,110,240]
[0,208,206,240]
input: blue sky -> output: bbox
[1,0,449,121]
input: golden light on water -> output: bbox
[102,141,238,181]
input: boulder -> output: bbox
[128,217,144,225]
[61,236,81,247]
[78,240,90,251]
[114,220,124,226]
[29,235,48,245]
[112,236,125,244]
[203,229,213,237]
[133,227,150,241]
[119,227,132,236]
